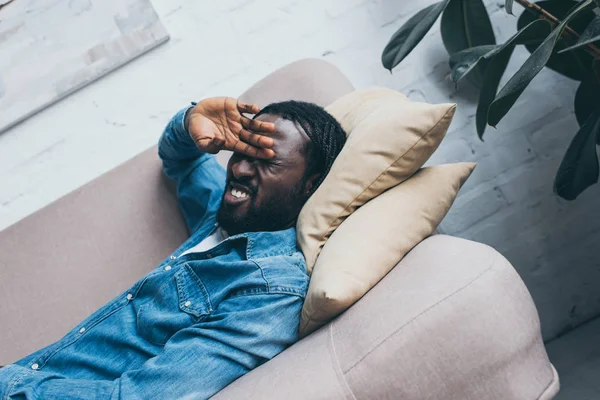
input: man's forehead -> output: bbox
[254,114,310,144]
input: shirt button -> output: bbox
[184,301,191,307]
[31,363,39,370]
[170,255,176,260]
[164,265,172,271]
[126,293,133,300]
[79,327,86,334]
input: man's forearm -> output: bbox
[156,105,226,233]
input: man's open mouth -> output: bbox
[231,189,248,199]
[224,182,254,205]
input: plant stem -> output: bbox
[0,0,15,12]
[514,0,600,60]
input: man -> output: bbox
[0,97,347,399]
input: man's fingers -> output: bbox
[255,147,275,159]
[241,116,275,134]
[232,140,275,160]
[237,101,261,115]
[238,127,274,148]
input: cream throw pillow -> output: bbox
[299,162,476,337]
[297,88,456,273]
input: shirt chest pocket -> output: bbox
[135,264,212,346]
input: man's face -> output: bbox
[217,114,317,235]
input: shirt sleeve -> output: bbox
[0,293,303,400]
[157,105,226,234]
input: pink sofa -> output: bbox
[0,59,559,399]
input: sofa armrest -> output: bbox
[213,235,559,400]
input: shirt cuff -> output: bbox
[174,103,196,137]
[0,364,36,398]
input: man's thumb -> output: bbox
[212,137,225,148]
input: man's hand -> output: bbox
[186,97,276,159]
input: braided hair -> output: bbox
[255,100,346,194]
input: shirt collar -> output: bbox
[227,227,298,260]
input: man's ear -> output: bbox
[304,173,321,196]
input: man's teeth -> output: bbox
[231,189,249,199]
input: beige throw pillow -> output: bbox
[299,162,476,337]
[297,88,456,273]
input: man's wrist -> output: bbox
[183,102,197,134]
[183,107,193,134]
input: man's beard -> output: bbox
[217,179,308,235]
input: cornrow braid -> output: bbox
[255,100,346,194]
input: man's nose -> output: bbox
[231,157,255,180]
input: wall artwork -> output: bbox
[0,0,169,133]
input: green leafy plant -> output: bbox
[382,0,600,200]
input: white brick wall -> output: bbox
[0,0,598,341]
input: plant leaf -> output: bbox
[475,20,552,137]
[381,0,450,71]
[447,20,551,94]
[486,19,554,57]
[477,49,514,138]
[441,0,496,87]
[449,45,497,84]
[594,59,600,81]
[505,0,514,15]
[488,0,593,127]
[574,80,600,133]
[446,20,553,136]
[559,15,600,53]
[517,0,595,81]
[554,109,600,200]
[441,0,496,53]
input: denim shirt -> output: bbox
[0,107,310,400]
